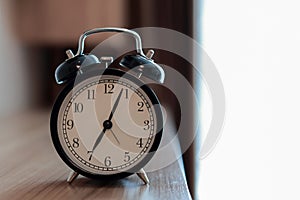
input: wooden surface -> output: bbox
[0,111,191,200]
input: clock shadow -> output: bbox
[69,175,145,188]
[62,175,150,199]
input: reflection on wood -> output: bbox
[0,111,191,200]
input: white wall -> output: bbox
[200,0,300,199]
[0,1,30,116]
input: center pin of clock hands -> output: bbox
[88,88,123,161]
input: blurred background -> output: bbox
[0,0,201,198]
[0,0,196,116]
[2,0,300,199]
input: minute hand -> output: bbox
[108,88,123,121]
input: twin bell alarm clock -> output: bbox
[50,28,165,184]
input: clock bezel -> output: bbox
[50,67,163,180]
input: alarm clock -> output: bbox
[50,28,165,184]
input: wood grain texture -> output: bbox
[0,111,191,200]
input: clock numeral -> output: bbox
[104,83,114,94]
[144,120,150,130]
[104,156,112,167]
[124,152,130,162]
[87,89,95,100]
[74,102,83,113]
[137,102,144,112]
[136,138,143,148]
[72,138,79,148]
[125,89,129,99]
[66,119,74,130]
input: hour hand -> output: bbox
[88,127,106,160]
[87,151,93,161]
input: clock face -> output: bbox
[51,69,162,178]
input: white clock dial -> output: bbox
[56,74,159,175]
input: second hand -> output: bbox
[110,129,120,144]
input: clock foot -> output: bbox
[136,168,149,185]
[67,171,79,183]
